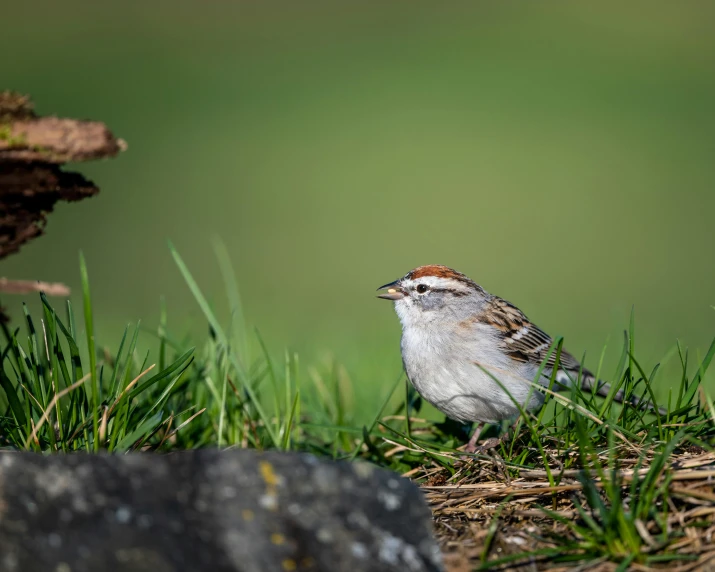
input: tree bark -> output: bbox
[0,90,126,294]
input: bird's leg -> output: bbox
[459,416,523,456]
[462,423,483,453]
[473,416,521,453]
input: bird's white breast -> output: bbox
[400,321,544,424]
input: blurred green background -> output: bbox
[3,1,714,410]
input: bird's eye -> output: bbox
[416,284,429,294]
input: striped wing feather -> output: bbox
[481,297,587,375]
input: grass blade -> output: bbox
[79,252,99,452]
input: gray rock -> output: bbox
[0,450,442,572]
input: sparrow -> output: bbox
[377,265,661,452]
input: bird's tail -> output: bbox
[579,375,666,415]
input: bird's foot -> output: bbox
[462,436,504,454]
[472,437,504,453]
[459,433,510,459]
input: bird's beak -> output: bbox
[376,279,406,300]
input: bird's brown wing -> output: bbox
[479,296,588,376]
[480,297,666,413]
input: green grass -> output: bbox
[0,247,713,571]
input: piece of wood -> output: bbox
[0,90,126,260]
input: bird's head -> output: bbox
[377,265,485,327]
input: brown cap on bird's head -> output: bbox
[405,265,475,285]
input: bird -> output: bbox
[377,264,661,452]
